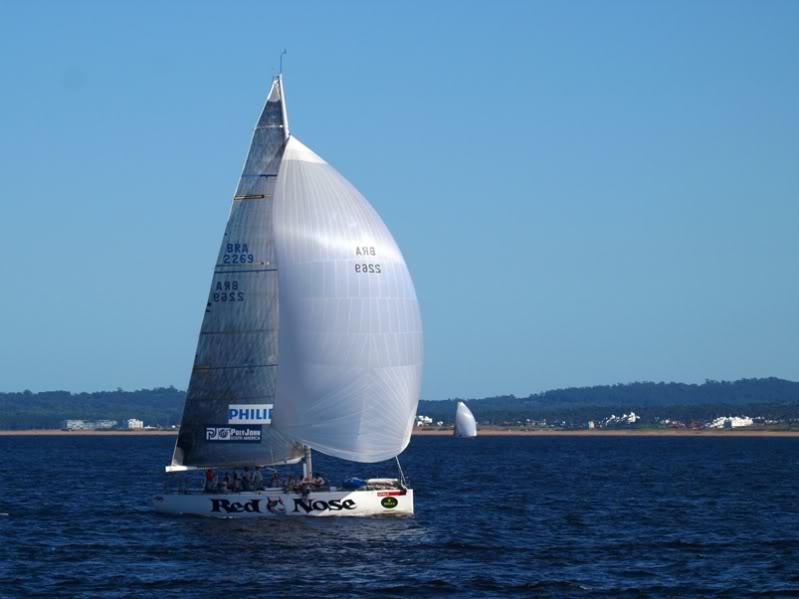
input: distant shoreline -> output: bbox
[413,429,799,437]
[1,429,798,437]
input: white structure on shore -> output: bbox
[603,412,639,426]
[127,419,144,429]
[62,419,118,431]
[62,419,91,431]
[707,415,753,429]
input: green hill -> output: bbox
[417,378,799,425]
[1,378,797,430]
[0,387,184,429]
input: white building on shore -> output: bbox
[415,415,433,427]
[707,415,753,429]
[61,419,119,431]
[62,419,91,431]
[127,418,144,429]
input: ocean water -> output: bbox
[1,435,798,597]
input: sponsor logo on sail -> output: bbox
[227,404,273,424]
[381,497,399,509]
[205,425,262,442]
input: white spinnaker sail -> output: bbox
[272,138,424,463]
[454,402,477,437]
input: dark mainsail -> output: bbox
[169,77,302,471]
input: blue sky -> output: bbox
[1,2,797,399]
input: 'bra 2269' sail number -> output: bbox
[354,246,381,274]
[213,280,244,302]
[223,243,254,264]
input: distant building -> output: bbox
[62,419,91,431]
[588,421,595,430]
[602,412,639,427]
[707,415,753,429]
[127,418,144,429]
[62,419,118,431]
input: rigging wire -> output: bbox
[395,456,408,488]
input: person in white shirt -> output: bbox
[253,466,264,490]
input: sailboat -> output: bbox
[453,402,477,438]
[153,74,423,518]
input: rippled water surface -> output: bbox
[1,435,798,597]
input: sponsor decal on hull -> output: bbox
[211,498,262,513]
[205,425,262,442]
[266,497,286,514]
[208,497,359,515]
[292,498,356,513]
[380,497,399,509]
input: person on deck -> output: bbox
[204,469,216,493]
[233,472,242,493]
[253,466,264,490]
[312,473,325,489]
[270,471,281,488]
[242,467,252,491]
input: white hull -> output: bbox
[154,486,413,518]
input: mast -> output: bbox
[302,445,313,481]
[278,74,290,141]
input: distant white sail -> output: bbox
[454,402,477,437]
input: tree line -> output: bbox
[418,378,799,425]
[1,378,797,430]
[0,387,184,430]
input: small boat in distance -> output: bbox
[454,401,477,437]
[154,73,423,518]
